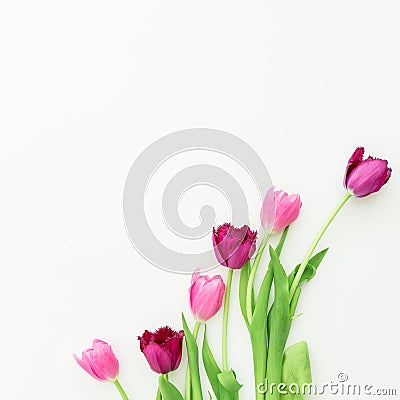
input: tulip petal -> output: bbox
[273,194,302,233]
[73,339,119,382]
[138,326,184,374]
[344,146,365,186]
[347,157,392,197]
[74,353,103,381]
[143,343,173,374]
[261,188,302,233]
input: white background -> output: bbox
[1,1,399,399]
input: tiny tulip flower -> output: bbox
[138,326,184,374]
[260,188,302,233]
[212,223,257,270]
[344,147,392,197]
[189,270,226,322]
[73,339,119,382]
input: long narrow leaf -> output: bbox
[249,226,290,400]
[202,328,234,400]
[202,328,221,399]
[266,246,290,400]
[182,313,203,400]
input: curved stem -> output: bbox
[193,321,201,340]
[246,233,271,325]
[114,379,130,400]
[184,322,201,400]
[222,269,233,371]
[289,192,352,301]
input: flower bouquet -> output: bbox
[74,146,392,399]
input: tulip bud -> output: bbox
[138,326,184,374]
[260,188,302,234]
[189,271,225,322]
[212,223,257,270]
[344,147,392,197]
[73,339,119,382]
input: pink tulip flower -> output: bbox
[260,188,302,233]
[138,326,184,374]
[74,339,119,382]
[344,147,392,197]
[212,223,257,270]
[189,271,226,322]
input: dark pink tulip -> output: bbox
[212,223,257,270]
[73,339,119,382]
[138,326,184,374]
[189,270,226,322]
[344,147,392,197]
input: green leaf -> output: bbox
[282,341,312,400]
[239,261,251,329]
[158,375,184,400]
[249,226,290,400]
[217,370,243,393]
[182,313,203,400]
[202,328,221,399]
[266,246,290,400]
[202,329,235,400]
[288,248,329,287]
[250,266,272,400]
[252,226,290,334]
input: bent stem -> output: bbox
[114,379,130,400]
[157,374,169,400]
[289,192,352,301]
[246,233,271,325]
[184,321,201,400]
[222,268,233,371]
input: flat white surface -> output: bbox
[1,1,399,399]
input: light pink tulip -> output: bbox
[74,339,119,382]
[189,271,226,322]
[261,188,302,233]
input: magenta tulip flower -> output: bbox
[212,223,257,270]
[260,188,302,233]
[138,326,184,374]
[189,270,226,322]
[344,147,392,197]
[74,339,119,382]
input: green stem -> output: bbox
[246,233,271,325]
[193,321,201,340]
[289,192,352,301]
[222,268,233,371]
[184,321,201,400]
[114,379,130,400]
[157,374,168,400]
